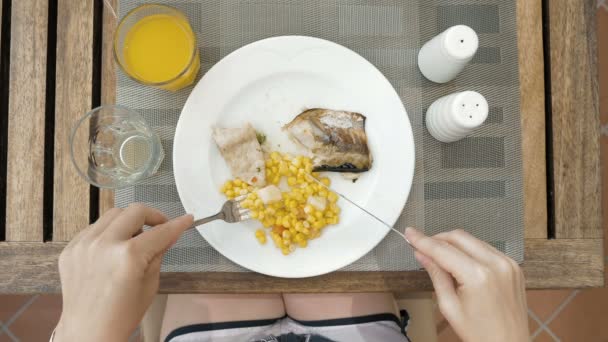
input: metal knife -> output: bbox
[306,174,412,245]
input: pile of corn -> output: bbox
[220,152,340,255]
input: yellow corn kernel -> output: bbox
[331,206,341,215]
[289,227,297,235]
[292,157,302,167]
[330,217,339,225]
[312,172,320,178]
[313,221,323,230]
[279,164,289,176]
[282,247,290,255]
[282,230,291,239]
[257,236,267,244]
[254,199,263,207]
[289,244,296,253]
[271,166,278,174]
[282,217,291,228]
[328,192,338,203]
[265,207,276,215]
[303,221,311,228]
[320,177,331,186]
[239,189,248,196]
[295,233,305,242]
[250,210,259,219]
[304,186,314,195]
[234,179,243,186]
[318,189,328,198]
[241,200,252,208]
[265,160,273,167]
[225,190,235,198]
[314,211,323,219]
[302,228,311,236]
[258,211,265,219]
[305,165,313,173]
[306,215,316,223]
[262,219,273,228]
[255,229,265,237]
[224,181,234,190]
[271,152,281,161]
[287,177,297,186]
[282,238,291,247]
[297,239,308,248]
[247,193,257,201]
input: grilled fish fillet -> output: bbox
[212,123,266,187]
[284,108,372,172]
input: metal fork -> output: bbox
[188,195,251,230]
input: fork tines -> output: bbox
[234,195,251,221]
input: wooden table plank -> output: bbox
[0,0,3,58]
[0,238,602,293]
[518,0,548,239]
[549,0,602,238]
[99,0,117,216]
[5,0,48,242]
[52,0,94,241]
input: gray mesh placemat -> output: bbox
[115,0,523,272]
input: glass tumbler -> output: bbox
[70,105,164,188]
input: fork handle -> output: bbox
[188,212,225,230]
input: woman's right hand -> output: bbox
[405,227,529,342]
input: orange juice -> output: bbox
[121,12,200,91]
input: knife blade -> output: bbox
[306,174,412,245]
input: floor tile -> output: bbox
[0,333,14,342]
[8,295,61,342]
[526,290,573,321]
[528,313,539,335]
[533,330,556,342]
[549,288,608,342]
[0,295,33,322]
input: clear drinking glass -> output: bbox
[70,105,164,188]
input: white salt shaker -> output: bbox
[418,25,479,83]
[426,91,488,143]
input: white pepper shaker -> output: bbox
[418,25,479,83]
[425,91,488,143]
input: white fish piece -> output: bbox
[307,196,327,211]
[284,108,372,172]
[257,185,282,204]
[212,123,266,187]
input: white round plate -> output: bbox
[174,36,414,278]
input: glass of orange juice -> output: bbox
[114,5,200,91]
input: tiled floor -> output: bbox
[1,2,607,342]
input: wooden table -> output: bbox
[0,0,602,293]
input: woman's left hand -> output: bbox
[54,204,193,342]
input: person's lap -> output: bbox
[160,293,404,342]
[160,294,286,341]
